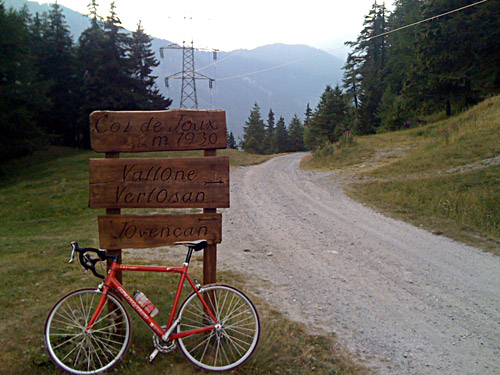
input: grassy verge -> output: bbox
[302,96,500,255]
[0,147,365,375]
[120,148,276,167]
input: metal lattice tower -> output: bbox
[181,43,197,108]
[160,41,216,109]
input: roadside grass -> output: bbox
[301,96,500,254]
[120,148,275,167]
[301,130,426,171]
[0,147,365,375]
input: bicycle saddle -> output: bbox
[174,240,208,251]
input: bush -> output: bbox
[313,144,335,158]
[338,131,357,148]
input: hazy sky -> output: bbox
[53,0,387,53]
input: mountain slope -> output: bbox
[154,43,344,135]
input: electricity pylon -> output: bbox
[160,41,216,109]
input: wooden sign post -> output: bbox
[89,109,228,285]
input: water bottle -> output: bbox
[133,291,159,317]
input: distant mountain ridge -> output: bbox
[5,0,344,136]
[4,0,91,38]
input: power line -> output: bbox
[215,0,489,82]
[358,0,489,44]
[194,49,247,74]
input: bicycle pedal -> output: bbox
[149,348,159,363]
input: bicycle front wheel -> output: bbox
[44,288,131,374]
[176,284,260,371]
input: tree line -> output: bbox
[242,0,499,154]
[0,1,170,165]
[239,103,307,154]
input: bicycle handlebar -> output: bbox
[70,242,115,279]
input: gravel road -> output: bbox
[216,153,500,375]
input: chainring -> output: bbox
[152,325,177,353]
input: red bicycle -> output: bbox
[44,241,260,374]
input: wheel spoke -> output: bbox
[225,325,255,338]
[57,306,84,329]
[73,339,85,368]
[218,335,231,366]
[213,333,220,367]
[49,318,84,331]
[90,332,119,360]
[222,330,247,355]
[93,307,121,327]
[60,336,86,361]
[189,330,214,354]
[224,330,252,348]
[52,333,84,351]
[89,335,105,370]
[223,299,248,323]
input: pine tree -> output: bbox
[274,116,289,153]
[342,47,361,110]
[304,103,312,127]
[76,0,106,148]
[35,2,80,146]
[0,4,46,165]
[288,115,305,152]
[346,1,389,133]
[98,1,135,109]
[304,85,349,150]
[128,21,171,109]
[378,0,422,131]
[262,108,276,154]
[227,131,237,149]
[241,103,266,154]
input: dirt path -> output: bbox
[216,153,500,375]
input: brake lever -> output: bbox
[69,241,77,263]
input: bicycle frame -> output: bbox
[86,260,219,342]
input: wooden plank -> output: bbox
[203,208,217,285]
[104,152,122,283]
[89,156,229,209]
[98,214,222,249]
[90,109,226,153]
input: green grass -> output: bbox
[0,147,364,375]
[302,96,500,254]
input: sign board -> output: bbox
[90,109,226,153]
[89,108,227,285]
[89,156,229,209]
[98,214,222,249]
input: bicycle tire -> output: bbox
[176,284,260,371]
[44,288,131,374]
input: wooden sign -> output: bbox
[90,109,226,153]
[89,156,229,209]
[98,214,222,249]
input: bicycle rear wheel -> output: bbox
[176,284,260,371]
[44,288,131,374]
